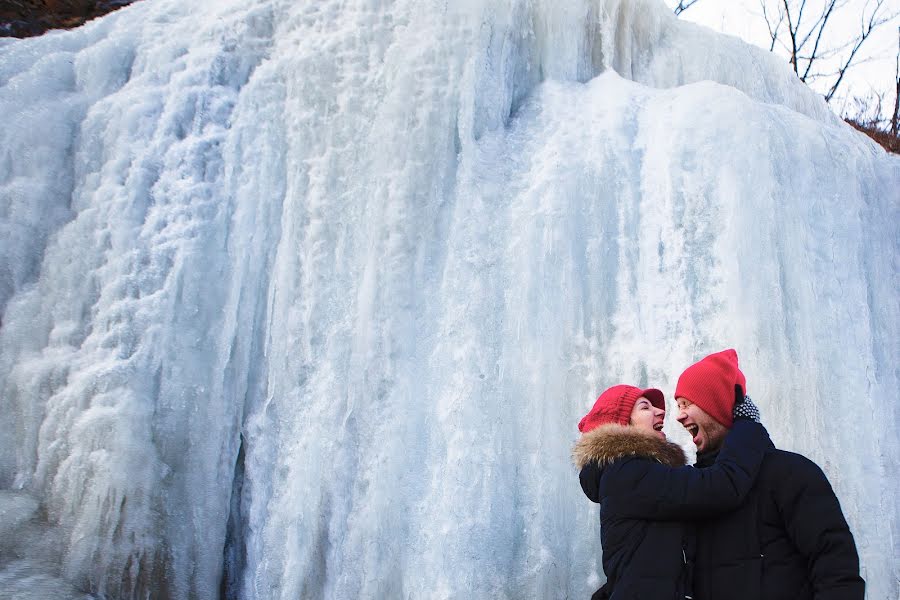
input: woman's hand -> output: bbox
[733,385,761,423]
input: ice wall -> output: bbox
[0,0,897,598]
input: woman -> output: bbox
[573,384,770,600]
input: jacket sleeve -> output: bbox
[774,456,865,600]
[599,420,771,520]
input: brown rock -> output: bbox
[0,0,138,37]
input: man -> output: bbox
[675,349,864,600]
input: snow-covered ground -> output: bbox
[0,0,897,598]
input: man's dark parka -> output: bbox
[574,420,771,600]
[692,446,864,600]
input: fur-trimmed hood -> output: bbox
[572,423,687,470]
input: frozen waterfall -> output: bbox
[0,0,897,598]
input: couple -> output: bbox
[573,349,864,600]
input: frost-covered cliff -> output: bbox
[0,0,897,598]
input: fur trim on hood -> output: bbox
[572,424,687,470]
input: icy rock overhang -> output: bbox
[458,0,839,141]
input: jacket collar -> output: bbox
[572,423,687,470]
[695,450,719,468]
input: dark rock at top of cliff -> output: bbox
[1,0,138,38]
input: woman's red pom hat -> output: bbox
[675,348,746,428]
[578,384,666,433]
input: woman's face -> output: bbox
[629,397,666,439]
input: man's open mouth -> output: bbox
[653,422,664,431]
[685,424,699,437]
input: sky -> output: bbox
[663,0,900,121]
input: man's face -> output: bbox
[676,397,728,454]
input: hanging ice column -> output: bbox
[0,0,897,598]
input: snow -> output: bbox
[0,0,897,598]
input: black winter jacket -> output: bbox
[574,421,772,600]
[692,447,864,600]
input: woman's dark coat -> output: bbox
[691,447,864,600]
[574,420,771,600]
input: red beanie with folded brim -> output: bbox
[675,349,746,428]
[578,384,666,433]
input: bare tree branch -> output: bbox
[673,0,702,16]
[796,0,843,51]
[800,0,839,80]
[800,37,861,60]
[782,0,800,73]
[803,54,887,76]
[796,0,810,36]
[758,0,899,105]
[760,0,787,51]
[825,0,896,102]
[893,26,899,136]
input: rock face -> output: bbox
[0,0,136,37]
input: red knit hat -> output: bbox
[578,384,666,433]
[674,349,746,428]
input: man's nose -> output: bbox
[676,411,687,422]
